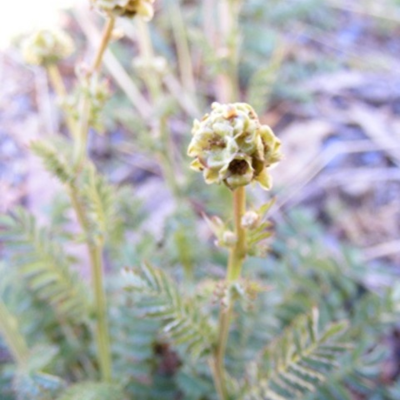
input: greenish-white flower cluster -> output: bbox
[188,102,282,190]
[22,29,75,66]
[91,0,155,20]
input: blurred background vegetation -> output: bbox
[1,0,400,399]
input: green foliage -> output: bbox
[13,372,66,400]
[176,367,214,400]
[110,185,145,244]
[2,202,399,399]
[0,300,29,365]
[56,382,125,400]
[163,206,203,280]
[0,208,89,322]
[110,294,160,384]
[123,263,216,359]
[233,209,400,399]
[0,263,71,398]
[242,309,349,400]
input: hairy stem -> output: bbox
[213,186,247,399]
[74,17,115,170]
[91,17,116,74]
[0,300,29,365]
[88,242,111,382]
[227,186,247,280]
[46,64,78,138]
[68,184,112,382]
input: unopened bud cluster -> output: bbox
[188,102,282,190]
[91,0,155,20]
[22,29,75,66]
[241,211,260,230]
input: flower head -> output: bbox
[91,0,155,20]
[188,102,282,190]
[22,29,75,66]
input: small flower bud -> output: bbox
[221,231,237,247]
[241,211,260,229]
[22,29,75,66]
[188,102,282,190]
[92,0,155,21]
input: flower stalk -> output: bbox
[213,186,246,400]
[74,16,115,170]
[22,23,114,381]
[227,186,247,281]
[70,17,115,382]
[91,17,116,73]
[69,184,112,382]
[188,101,281,399]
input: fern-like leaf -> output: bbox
[13,371,66,400]
[242,309,349,400]
[30,141,74,185]
[122,263,216,359]
[81,164,117,244]
[0,209,89,322]
[0,300,29,365]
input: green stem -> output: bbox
[74,17,115,170]
[227,186,246,280]
[213,186,247,400]
[91,17,116,74]
[88,242,112,382]
[68,184,112,382]
[0,300,29,365]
